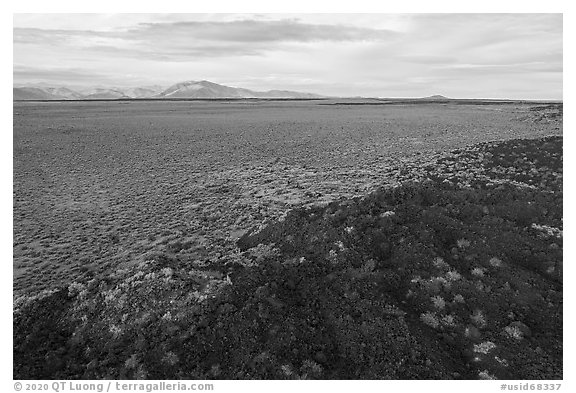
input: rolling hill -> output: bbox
[156,80,324,99]
[13,80,324,100]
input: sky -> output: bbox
[13,13,563,99]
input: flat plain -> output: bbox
[13,99,562,379]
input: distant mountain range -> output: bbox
[13,80,324,100]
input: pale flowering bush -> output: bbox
[471,309,487,328]
[361,259,376,273]
[383,304,405,316]
[437,276,451,289]
[453,294,465,304]
[504,325,524,340]
[161,351,179,366]
[161,267,173,278]
[446,270,462,281]
[531,223,562,239]
[457,239,471,249]
[125,354,139,369]
[431,295,446,310]
[473,341,497,354]
[489,257,503,267]
[68,282,86,298]
[334,240,345,251]
[441,314,457,327]
[327,249,338,264]
[471,267,485,277]
[478,370,497,380]
[420,311,440,329]
[281,364,294,377]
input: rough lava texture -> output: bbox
[14,135,562,380]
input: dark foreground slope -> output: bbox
[14,136,562,380]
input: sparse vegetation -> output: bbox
[13,101,562,379]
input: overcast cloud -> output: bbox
[13,13,562,99]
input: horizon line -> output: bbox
[12,81,563,102]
